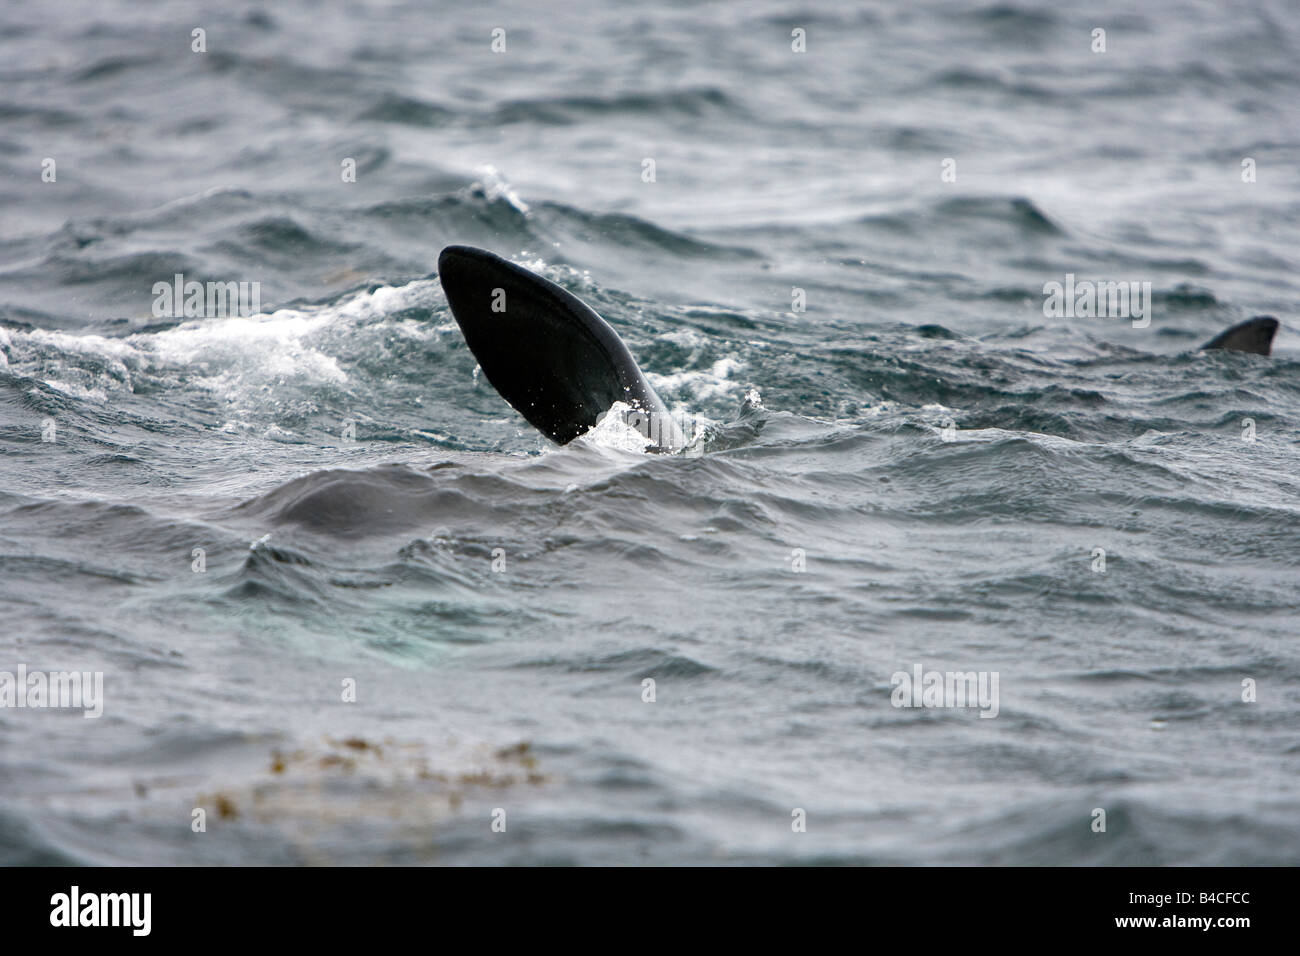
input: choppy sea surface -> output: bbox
[2,0,1298,865]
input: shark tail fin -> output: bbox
[437,245,685,450]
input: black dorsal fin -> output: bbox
[1200,316,1279,356]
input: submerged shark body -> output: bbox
[437,245,1280,448]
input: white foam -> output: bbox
[3,278,441,406]
[150,310,347,385]
[660,328,707,349]
[646,356,744,403]
[41,379,109,403]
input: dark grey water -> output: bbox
[1,0,1298,865]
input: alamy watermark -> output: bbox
[891,663,999,718]
[0,665,103,718]
[1043,274,1151,328]
[152,273,261,318]
[50,886,150,935]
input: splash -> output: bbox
[469,164,531,216]
[581,401,655,453]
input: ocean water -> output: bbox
[2,0,1298,865]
